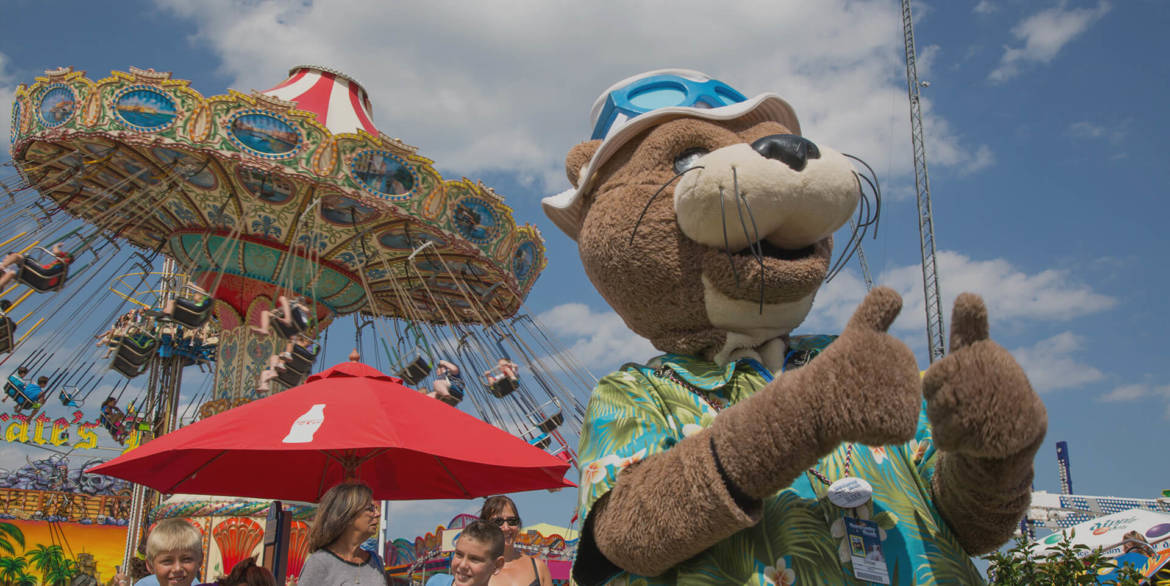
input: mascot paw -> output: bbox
[811,287,921,447]
[924,293,1047,458]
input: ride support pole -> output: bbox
[17,240,40,255]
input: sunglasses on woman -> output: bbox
[490,516,521,527]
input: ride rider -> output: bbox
[0,243,74,290]
[251,295,312,337]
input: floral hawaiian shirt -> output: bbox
[576,335,985,585]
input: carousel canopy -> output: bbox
[262,65,379,136]
[8,66,546,325]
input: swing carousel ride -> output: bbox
[0,65,592,579]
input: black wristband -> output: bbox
[711,436,756,511]
[573,495,624,586]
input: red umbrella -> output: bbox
[90,361,575,502]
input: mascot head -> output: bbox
[544,69,874,365]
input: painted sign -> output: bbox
[0,410,148,453]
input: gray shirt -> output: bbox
[298,549,387,586]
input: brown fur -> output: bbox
[591,430,761,576]
[925,293,1047,554]
[713,287,922,498]
[586,287,922,578]
[575,118,828,357]
[566,112,1046,577]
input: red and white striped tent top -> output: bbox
[262,65,379,136]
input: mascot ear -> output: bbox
[566,140,601,188]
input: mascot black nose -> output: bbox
[751,134,821,172]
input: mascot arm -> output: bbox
[924,293,1048,554]
[579,430,762,583]
[574,368,766,583]
[583,288,924,581]
[931,444,1041,554]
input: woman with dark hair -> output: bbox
[216,557,276,586]
[478,496,551,586]
[298,481,388,585]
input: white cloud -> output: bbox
[805,250,1115,336]
[1066,120,1126,144]
[960,144,996,175]
[1010,332,1104,393]
[1101,383,1154,402]
[989,1,1111,83]
[534,303,657,372]
[152,0,995,198]
[917,115,997,182]
[918,44,942,79]
[973,1,997,15]
[803,268,870,333]
[1100,382,1170,420]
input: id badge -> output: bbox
[844,516,890,585]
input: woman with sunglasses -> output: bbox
[478,496,551,586]
[300,481,388,585]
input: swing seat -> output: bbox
[58,390,78,407]
[283,343,319,375]
[115,333,157,366]
[171,296,213,328]
[536,411,564,434]
[100,415,120,438]
[0,317,14,354]
[111,354,148,378]
[273,305,312,339]
[528,432,552,451]
[4,379,39,410]
[16,256,69,293]
[396,356,431,386]
[276,367,306,388]
[447,381,464,401]
[100,407,128,441]
[488,376,519,398]
[107,423,129,443]
[4,375,23,397]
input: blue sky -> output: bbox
[1,0,1167,554]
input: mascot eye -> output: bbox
[673,148,709,174]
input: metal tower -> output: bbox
[1056,441,1074,495]
[901,0,946,362]
[120,258,193,572]
[850,219,875,292]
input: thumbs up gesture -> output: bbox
[923,293,1047,458]
[802,287,923,447]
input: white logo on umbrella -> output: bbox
[282,404,326,443]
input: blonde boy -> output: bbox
[117,518,204,586]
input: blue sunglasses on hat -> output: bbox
[590,73,749,140]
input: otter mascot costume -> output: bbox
[543,70,1046,585]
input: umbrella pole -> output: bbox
[325,449,386,483]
